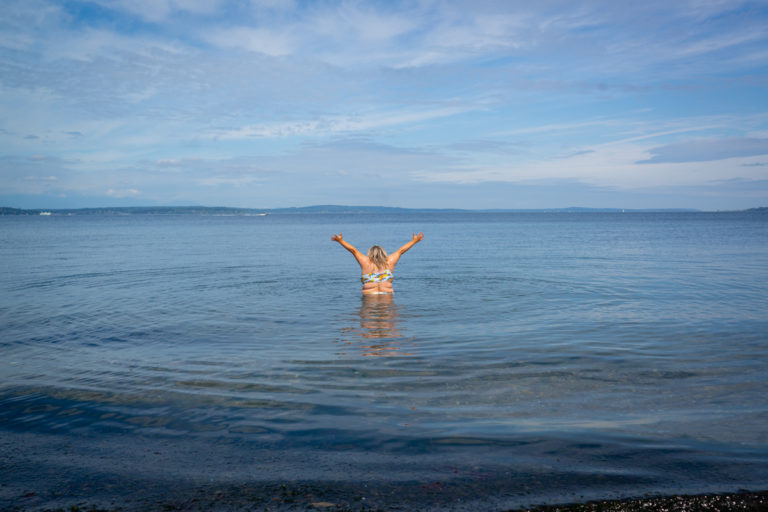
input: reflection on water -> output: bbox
[340,294,413,356]
[359,294,401,339]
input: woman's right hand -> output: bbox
[412,232,424,243]
[331,233,343,242]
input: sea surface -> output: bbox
[1,211,767,510]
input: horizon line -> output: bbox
[4,204,766,214]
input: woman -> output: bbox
[331,232,424,294]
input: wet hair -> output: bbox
[367,245,389,270]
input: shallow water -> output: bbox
[1,211,767,509]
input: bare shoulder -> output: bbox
[386,253,401,268]
[356,252,373,269]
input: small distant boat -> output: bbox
[39,211,52,216]
[256,212,269,216]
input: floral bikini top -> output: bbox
[361,268,393,284]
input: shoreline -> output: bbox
[5,488,768,511]
[524,491,768,512]
[4,429,768,512]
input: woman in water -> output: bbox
[331,232,424,294]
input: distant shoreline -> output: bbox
[3,205,765,216]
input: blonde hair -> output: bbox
[367,245,388,270]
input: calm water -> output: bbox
[1,212,767,510]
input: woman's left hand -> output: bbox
[412,232,424,243]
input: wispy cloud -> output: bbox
[92,0,224,23]
[106,187,140,197]
[639,137,768,164]
[211,106,477,139]
[672,29,767,58]
[205,26,295,56]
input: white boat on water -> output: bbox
[39,211,52,216]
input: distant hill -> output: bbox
[0,205,463,215]
[0,206,268,215]
[270,205,466,213]
[0,207,29,215]
[5,204,760,216]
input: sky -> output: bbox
[1,0,768,210]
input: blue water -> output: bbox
[1,212,767,510]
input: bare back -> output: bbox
[360,255,398,294]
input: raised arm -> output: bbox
[387,232,424,267]
[331,233,368,267]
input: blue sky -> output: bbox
[1,0,768,210]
